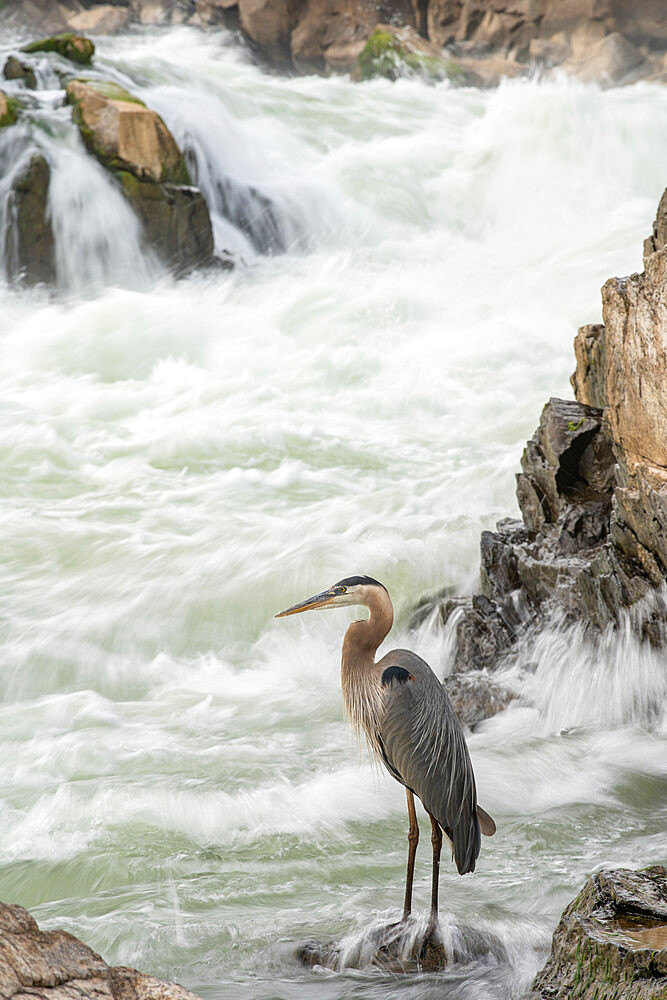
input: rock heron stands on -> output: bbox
[276,575,495,928]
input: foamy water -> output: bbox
[0,25,665,1000]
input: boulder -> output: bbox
[351,23,469,81]
[22,32,95,65]
[66,78,214,274]
[238,0,296,64]
[66,79,189,184]
[0,900,203,1000]
[66,7,132,33]
[3,56,37,90]
[564,30,645,83]
[0,91,19,128]
[291,0,417,74]
[4,154,56,285]
[0,0,71,34]
[527,865,667,1000]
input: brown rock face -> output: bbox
[527,866,667,1000]
[426,186,667,693]
[291,0,417,73]
[0,901,202,1000]
[66,79,188,184]
[66,78,214,274]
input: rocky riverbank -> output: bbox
[4,866,664,992]
[435,190,667,730]
[3,0,667,84]
[0,902,201,1000]
[527,865,667,1000]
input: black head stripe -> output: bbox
[334,575,387,591]
[381,666,413,687]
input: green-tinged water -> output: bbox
[0,25,665,1000]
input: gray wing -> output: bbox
[376,648,481,875]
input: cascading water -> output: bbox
[0,23,665,1000]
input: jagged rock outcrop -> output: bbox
[66,78,214,274]
[527,865,667,1000]
[431,187,667,691]
[0,901,202,1000]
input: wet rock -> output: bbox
[22,32,95,66]
[4,154,56,285]
[66,78,214,274]
[66,79,189,184]
[3,56,37,90]
[444,669,516,730]
[297,916,505,972]
[0,91,20,128]
[0,900,202,1000]
[527,865,667,1000]
[351,24,469,82]
[425,189,667,696]
[117,171,215,275]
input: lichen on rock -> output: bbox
[22,32,95,65]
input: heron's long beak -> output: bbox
[275,589,335,617]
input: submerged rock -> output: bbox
[66,78,214,275]
[527,865,667,1000]
[0,900,202,1000]
[22,32,95,66]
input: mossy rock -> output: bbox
[354,27,468,84]
[66,79,190,186]
[69,78,145,106]
[0,90,20,127]
[22,33,94,66]
[4,55,37,89]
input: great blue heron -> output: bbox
[276,575,495,930]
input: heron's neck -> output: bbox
[341,588,394,738]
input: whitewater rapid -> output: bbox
[0,25,666,1000]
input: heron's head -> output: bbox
[275,575,387,617]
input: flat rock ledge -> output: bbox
[527,865,667,1000]
[0,901,201,1000]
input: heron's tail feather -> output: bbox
[477,804,496,837]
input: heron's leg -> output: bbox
[427,812,443,930]
[402,788,419,920]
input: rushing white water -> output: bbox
[0,24,666,1000]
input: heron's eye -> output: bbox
[338,586,347,594]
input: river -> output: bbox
[0,24,666,1000]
